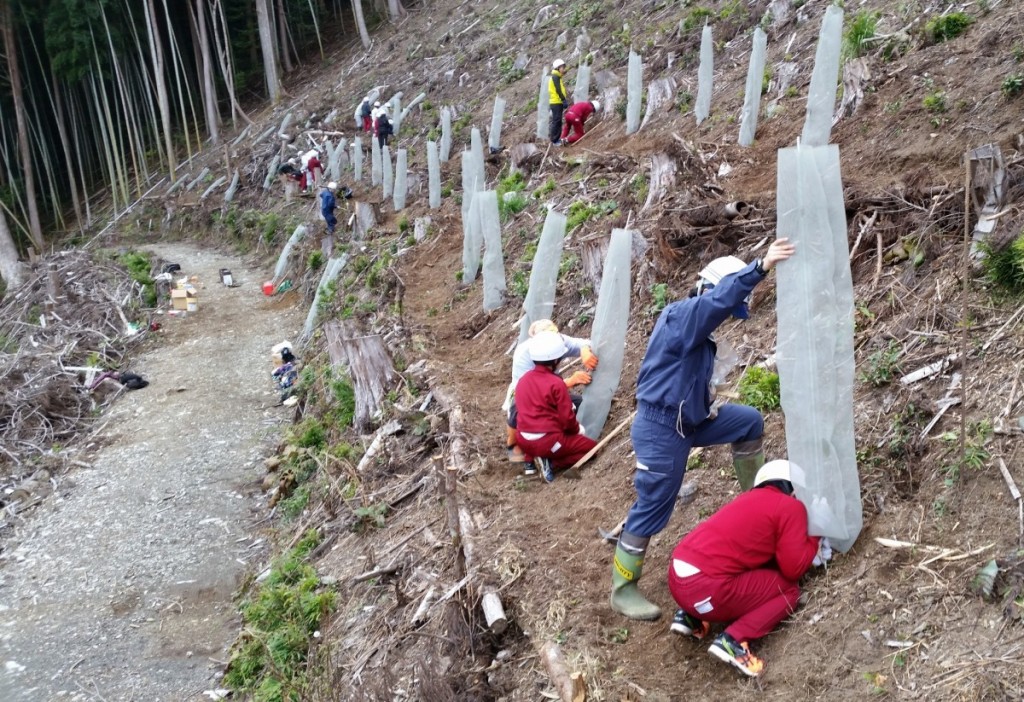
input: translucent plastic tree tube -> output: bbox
[626,51,643,135]
[803,5,844,146]
[518,208,567,343]
[427,141,440,209]
[477,191,506,311]
[738,28,767,147]
[393,149,407,211]
[696,25,713,125]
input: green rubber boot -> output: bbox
[732,438,765,491]
[610,535,662,621]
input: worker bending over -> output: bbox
[610,238,796,621]
[668,460,830,677]
[560,100,601,145]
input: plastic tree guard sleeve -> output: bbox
[489,96,506,151]
[575,229,633,439]
[536,72,549,139]
[802,5,844,146]
[302,255,348,343]
[353,137,363,182]
[471,127,486,191]
[462,186,483,283]
[519,208,567,343]
[371,137,382,186]
[393,149,408,211]
[738,28,767,147]
[382,145,393,200]
[440,107,453,162]
[274,225,307,281]
[696,24,714,125]
[626,51,643,135]
[573,64,592,103]
[427,141,441,209]
[776,143,861,553]
[477,191,506,311]
[391,95,402,135]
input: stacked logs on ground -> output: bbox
[0,249,149,480]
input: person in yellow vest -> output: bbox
[548,59,570,145]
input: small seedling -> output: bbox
[649,283,670,315]
[737,366,781,412]
[1002,73,1024,99]
[922,90,947,113]
[925,12,973,43]
[859,340,902,386]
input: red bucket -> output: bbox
[262,280,276,296]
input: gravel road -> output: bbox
[0,244,302,701]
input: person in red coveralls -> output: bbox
[667,460,831,678]
[560,100,601,145]
[514,331,598,483]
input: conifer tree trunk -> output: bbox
[145,0,176,181]
[0,2,43,249]
[192,0,220,144]
[275,0,293,73]
[0,206,25,289]
[256,0,282,103]
[352,0,371,49]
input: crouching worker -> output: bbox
[514,331,598,483]
[504,319,597,476]
[271,341,299,405]
[560,100,600,145]
[668,460,830,678]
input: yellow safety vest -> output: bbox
[548,69,567,105]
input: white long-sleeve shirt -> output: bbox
[504,334,590,412]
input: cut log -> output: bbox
[640,76,678,130]
[510,143,541,171]
[481,587,508,634]
[539,641,586,702]
[642,153,677,212]
[353,201,377,239]
[353,419,402,473]
[324,320,397,431]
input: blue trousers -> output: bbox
[624,402,763,538]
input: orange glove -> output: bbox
[581,346,598,371]
[565,371,592,388]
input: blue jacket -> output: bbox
[635,261,765,433]
[320,189,336,217]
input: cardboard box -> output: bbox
[171,288,198,311]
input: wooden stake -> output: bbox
[569,411,635,471]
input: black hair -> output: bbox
[281,348,296,364]
[755,479,794,496]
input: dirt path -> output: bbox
[0,243,301,701]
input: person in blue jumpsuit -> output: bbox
[320,182,338,236]
[609,238,796,621]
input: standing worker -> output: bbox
[560,100,601,145]
[504,320,597,475]
[514,332,598,482]
[376,106,394,148]
[668,460,830,677]
[548,59,570,145]
[609,238,796,621]
[360,97,373,132]
[320,182,338,237]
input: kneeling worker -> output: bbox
[667,460,830,678]
[514,331,598,482]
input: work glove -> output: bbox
[565,371,592,388]
[811,537,833,567]
[581,346,599,371]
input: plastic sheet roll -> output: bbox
[382,145,393,200]
[739,28,767,147]
[626,50,643,135]
[440,107,453,162]
[353,137,363,182]
[477,191,506,311]
[776,142,860,552]
[427,141,441,209]
[371,137,382,186]
[393,149,407,211]
[519,209,567,343]
[574,64,592,103]
[536,72,550,139]
[802,5,844,146]
[575,229,633,438]
[696,25,714,124]
[274,225,306,281]
[489,96,506,152]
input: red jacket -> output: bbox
[514,365,580,436]
[673,486,820,582]
[565,101,595,122]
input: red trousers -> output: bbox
[560,114,586,144]
[516,430,596,469]
[362,115,372,132]
[668,567,800,642]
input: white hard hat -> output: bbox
[373,101,381,107]
[552,59,566,70]
[698,256,747,285]
[528,319,559,337]
[591,100,601,112]
[327,181,337,190]
[754,460,806,489]
[529,331,569,362]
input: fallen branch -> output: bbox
[539,641,586,702]
[570,411,635,471]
